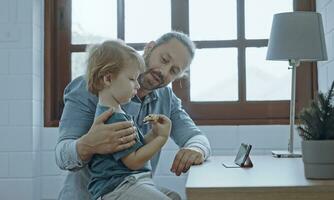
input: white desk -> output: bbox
[186,156,334,200]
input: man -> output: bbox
[56,31,211,200]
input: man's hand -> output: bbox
[170,147,204,176]
[77,108,137,162]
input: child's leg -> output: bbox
[102,172,177,200]
[156,185,182,200]
[119,181,171,200]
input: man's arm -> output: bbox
[168,89,212,175]
[76,110,137,162]
[55,139,84,171]
[170,135,211,176]
[56,106,137,170]
[183,134,211,160]
[55,77,136,170]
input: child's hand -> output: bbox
[146,114,171,139]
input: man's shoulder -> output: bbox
[64,76,97,102]
[65,76,87,94]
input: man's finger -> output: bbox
[194,155,204,165]
[109,121,133,132]
[175,152,189,176]
[175,159,185,176]
[116,126,136,138]
[118,133,137,144]
[183,154,197,172]
[171,150,185,173]
[94,108,114,124]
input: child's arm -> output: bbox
[122,136,167,170]
[143,114,164,143]
[143,130,155,144]
[121,115,171,170]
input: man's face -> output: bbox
[138,38,191,91]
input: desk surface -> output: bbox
[186,156,334,200]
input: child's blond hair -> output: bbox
[86,40,145,95]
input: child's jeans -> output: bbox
[98,172,181,200]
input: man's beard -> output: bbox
[138,69,165,91]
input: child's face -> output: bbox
[108,60,141,104]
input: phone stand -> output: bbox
[240,156,253,168]
[222,143,254,168]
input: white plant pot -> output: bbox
[302,140,334,179]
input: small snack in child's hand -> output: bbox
[143,114,159,123]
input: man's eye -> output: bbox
[161,57,168,63]
[171,68,179,75]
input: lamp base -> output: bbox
[272,150,302,158]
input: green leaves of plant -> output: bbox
[298,81,334,140]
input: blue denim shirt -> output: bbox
[55,76,211,200]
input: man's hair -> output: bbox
[86,40,145,95]
[154,31,196,60]
[153,31,196,77]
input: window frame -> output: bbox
[44,0,317,127]
[172,0,317,125]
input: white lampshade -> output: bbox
[266,11,327,61]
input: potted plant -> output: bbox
[297,81,334,179]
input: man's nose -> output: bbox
[160,64,172,79]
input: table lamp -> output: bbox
[266,12,327,158]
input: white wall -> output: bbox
[0,0,43,199]
[0,0,333,200]
[317,0,334,91]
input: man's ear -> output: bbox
[144,41,156,54]
[103,73,113,86]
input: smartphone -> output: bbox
[234,143,252,167]
[222,143,252,168]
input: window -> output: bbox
[172,0,317,125]
[45,0,317,127]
